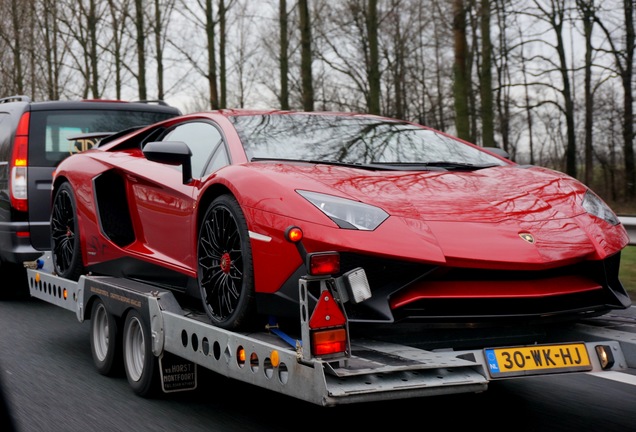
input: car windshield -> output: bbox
[230,113,507,167]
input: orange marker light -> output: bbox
[270,350,280,367]
[285,226,303,243]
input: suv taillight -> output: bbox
[10,112,29,212]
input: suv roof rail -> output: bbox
[0,95,31,104]
[131,100,169,106]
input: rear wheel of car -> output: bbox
[123,309,158,397]
[51,182,86,280]
[198,195,256,331]
[90,299,122,376]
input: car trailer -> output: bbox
[25,263,636,407]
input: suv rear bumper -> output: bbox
[0,221,43,264]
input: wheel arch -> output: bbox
[84,293,126,325]
[196,183,234,233]
[84,293,102,321]
[51,174,70,204]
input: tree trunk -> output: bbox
[88,0,100,98]
[578,0,594,186]
[107,0,125,100]
[479,0,494,147]
[10,0,24,94]
[366,0,380,115]
[452,0,470,141]
[206,0,219,109]
[299,0,314,111]
[219,0,227,109]
[154,0,164,100]
[279,0,289,110]
[134,0,147,100]
[622,0,635,199]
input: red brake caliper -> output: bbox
[220,252,231,274]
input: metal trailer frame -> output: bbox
[26,268,634,407]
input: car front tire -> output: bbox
[198,195,256,331]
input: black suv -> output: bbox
[0,96,181,291]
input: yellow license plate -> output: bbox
[485,343,592,378]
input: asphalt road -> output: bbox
[1,293,635,432]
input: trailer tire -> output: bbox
[90,299,122,376]
[122,309,158,397]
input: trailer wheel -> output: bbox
[198,194,256,331]
[51,181,86,280]
[90,299,121,376]
[122,309,158,397]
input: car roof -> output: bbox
[211,108,383,118]
[28,100,180,113]
[0,95,180,114]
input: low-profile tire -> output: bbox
[90,299,122,376]
[198,194,256,331]
[51,182,86,280]
[122,309,158,397]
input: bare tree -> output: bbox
[576,0,596,186]
[172,0,219,109]
[133,0,148,100]
[57,0,106,98]
[279,0,290,109]
[299,0,314,111]
[366,0,380,114]
[38,0,65,99]
[479,0,494,147]
[594,0,635,200]
[106,0,131,100]
[218,0,236,108]
[452,0,471,140]
[152,0,177,100]
[0,0,28,94]
[530,0,577,178]
[492,0,515,158]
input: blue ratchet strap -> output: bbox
[266,316,302,348]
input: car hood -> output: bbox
[242,162,628,264]
[282,163,584,222]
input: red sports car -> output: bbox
[50,110,631,332]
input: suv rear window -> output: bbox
[29,109,176,166]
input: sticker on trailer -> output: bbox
[159,352,197,392]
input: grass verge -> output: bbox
[620,245,636,300]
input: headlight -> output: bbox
[581,190,619,225]
[297,190,389,230]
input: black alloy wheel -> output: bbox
[198,195,255,331]
[50,182,86,280]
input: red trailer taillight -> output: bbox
[309,289,348,357]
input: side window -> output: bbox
[204,146,230,176]
[161,121,226,178]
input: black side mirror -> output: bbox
[143,141,193,184]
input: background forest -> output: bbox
[0,0,634,212]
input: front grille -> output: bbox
[340,252,629,325]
